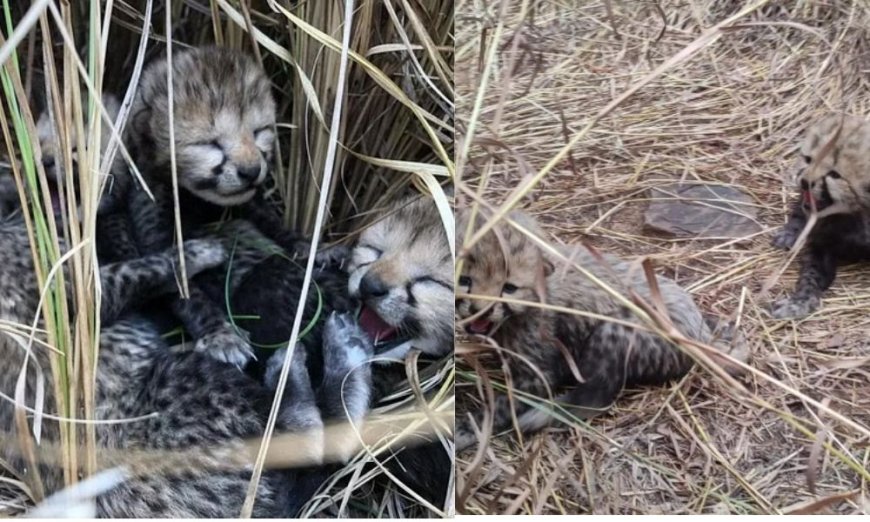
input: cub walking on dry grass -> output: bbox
[455,209,747,451]
[771,113,870,319]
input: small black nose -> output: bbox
[42,156,55,169]
[800,179,809,191]
[468,304,479,315]
[237,164,261,182]
[359,273,389,299]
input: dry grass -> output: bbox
[0,0,453,518]
[456,0,870,515]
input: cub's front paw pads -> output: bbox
[324,312,374,368]
[179,239,228,274]
[195,327,254,368]
[770,295,820,320]
[771,227,799,250]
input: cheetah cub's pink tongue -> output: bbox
[359,306,397,343]
[467,318,493,335]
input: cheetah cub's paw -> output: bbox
[713,333,751,377]
[178,239,228,275]
[323,312,374,372]
[454,415,478,453]
[770,294,820,320]
[322,312,373,461]
[705,316,751,376]
[315,244,351,271]
[770,226,800,251]
[194,325,254,368]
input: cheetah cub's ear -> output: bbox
[506,210,554,273]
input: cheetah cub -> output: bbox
[125,46,310,366]
[455,210,747,451]
[36,92,129,216]
[347,194,454,361]
[771,114,870,319]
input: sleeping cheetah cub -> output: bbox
[771,114,870,319]
[34,92,142,263]
[36,92,129,216]
[455,210,747,451]
[125,46,310,366]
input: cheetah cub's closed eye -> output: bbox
[771,114,870,319]
[455,210,748,451]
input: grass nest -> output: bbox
[0,0,453,518]
[456,0,870,515]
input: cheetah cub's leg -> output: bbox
[702,315,751,376]
[515,322,694,438]
[457,321,695,452]
[771,247,835,319]
[317,312,374,462]
[0,175,20,218]
[237,195,350,270]
[129,186,255,368]
[99,239,227,324]
[172,287,255,368]
[512,369,629,449]
[238,194,311,257]
[97,212,142,263]
[265,345,324,466]
[455,362,560,452]
[771,199,807,251]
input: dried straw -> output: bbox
[456,0,870,515]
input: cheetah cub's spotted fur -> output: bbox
[126,46,310,367]
[771,114,870,319]
[455,210,747,451]
[0,214,373,516]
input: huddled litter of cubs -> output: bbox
[0,46,453,516]
[456,113,868,450]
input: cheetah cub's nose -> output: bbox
[237,164,262,183]
[359,273,389,299]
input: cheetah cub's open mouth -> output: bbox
[358,306,401,346]
[465,316,494,335]
[800,181,834,213]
